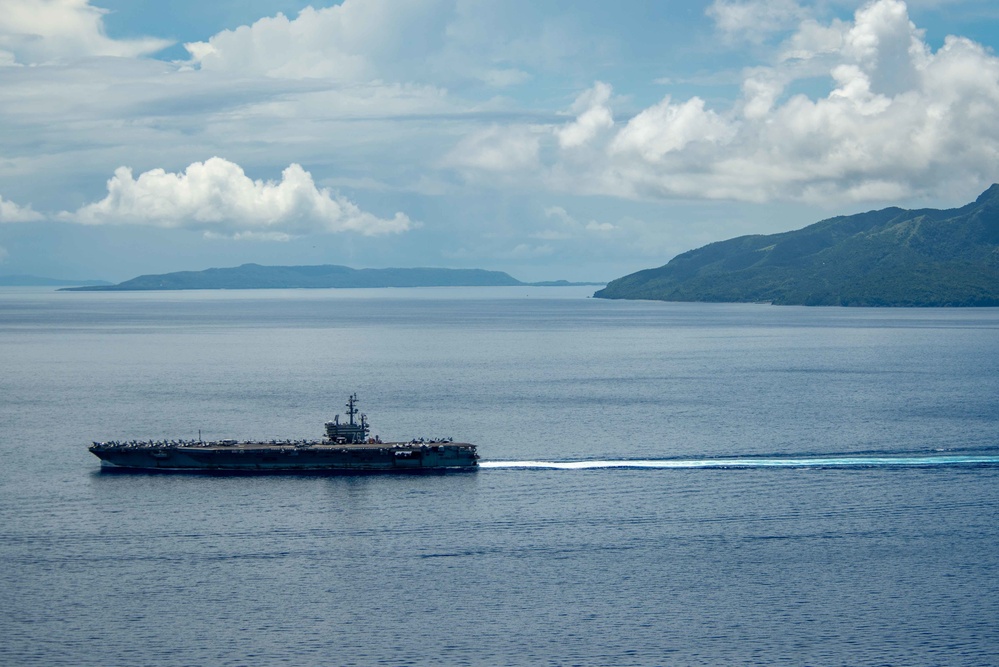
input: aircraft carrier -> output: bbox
[88,394,478,472]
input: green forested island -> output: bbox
[595,185,999,306]
[62,264,599,291]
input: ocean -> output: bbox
[1,286,998,666]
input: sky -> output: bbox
[2,0,999,282]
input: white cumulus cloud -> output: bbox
[0,194,44,222]
[63,157,412,238]
[0,0,171,65]
[557,82,614,149]
[452,0,999,205]
[611,95,735,162]
[842,0,927,96]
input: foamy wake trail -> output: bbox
[480,455,999,469]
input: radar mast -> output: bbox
[346,393,359,426]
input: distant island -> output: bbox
[595,185,999,307]
[62,264,603,291]
[0,274,111,287]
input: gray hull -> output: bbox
[90,442,478,472]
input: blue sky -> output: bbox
[2,0,999,282]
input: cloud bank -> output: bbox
[181,0,604,94]
[451,0,999,205]
[64,157,412,239]
[183,0,514,87]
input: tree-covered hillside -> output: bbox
[595,186,999,306]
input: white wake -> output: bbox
[480,455,999,469]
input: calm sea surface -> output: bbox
[2,287,998,666]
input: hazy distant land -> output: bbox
[0,275,112,287]
[60,264,603,291]
[596,185,999,307]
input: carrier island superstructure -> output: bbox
[89,394,478,472]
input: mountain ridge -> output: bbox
[594,185,999,306]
